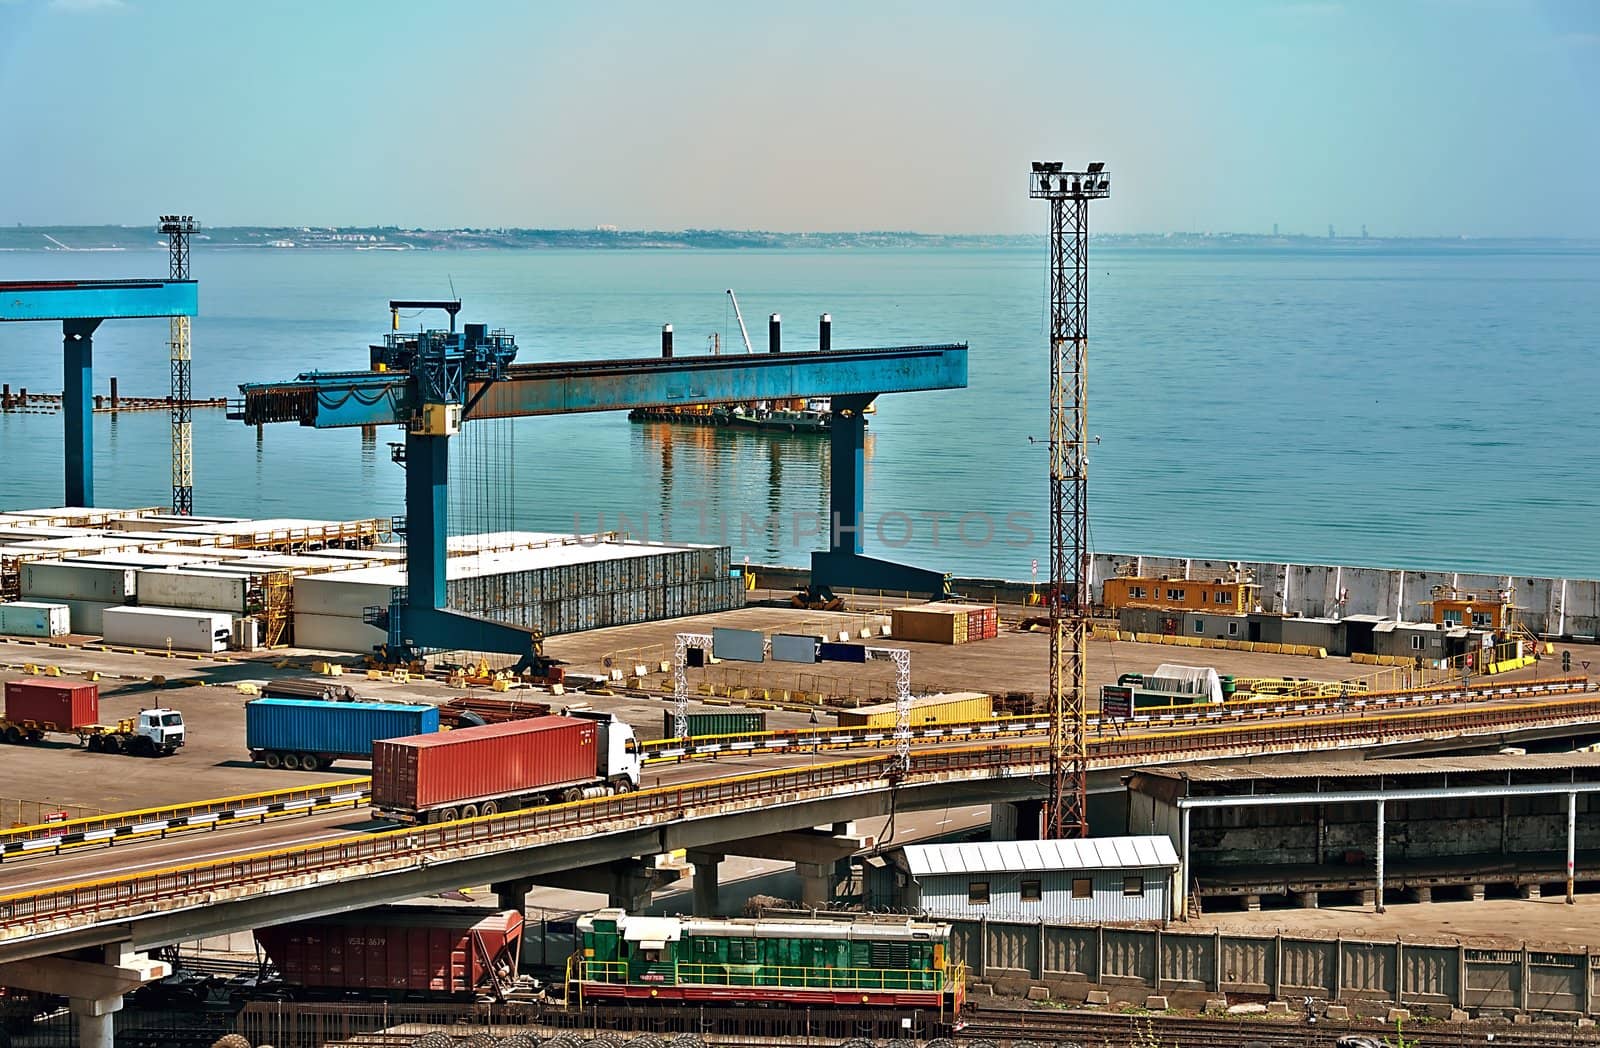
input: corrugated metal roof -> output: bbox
[903,836,1179,876]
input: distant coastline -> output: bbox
[0,225,1591,253]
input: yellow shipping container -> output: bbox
[835,691,993,728]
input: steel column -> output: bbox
[1376,800,1386,913]
[405,430,449,611]
[1569,790,1578,904]
[1180,806,1191,920]
[828,394,871,556]
[62,318,101,506]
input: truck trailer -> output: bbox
[245,698,439,770]
[371,710,640,823]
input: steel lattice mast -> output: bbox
[1029,162,1109,839]
[159,215,198,515]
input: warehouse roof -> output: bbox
[299,537,717,587]
[1136,752,1600,784]
[903,836,1179,877]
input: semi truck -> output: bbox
[1,679,185,757]
[371,710,641,823]
[245,698,440,770]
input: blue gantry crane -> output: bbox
[235,301,967,671]
[0,278,199,507]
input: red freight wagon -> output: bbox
[3,679,98,732]
[371,712,645,823]
[253,907,523,999]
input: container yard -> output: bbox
[0,506,742,656]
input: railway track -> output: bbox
[957,1005,1600,1048]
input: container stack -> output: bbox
[660,709,767,739]
[890,601,1000,645]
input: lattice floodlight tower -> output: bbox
[674,631,913,771]
[158,215,198,515]
[1029,161,1110,839]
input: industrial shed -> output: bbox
[893,837,1179,924]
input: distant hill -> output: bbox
[0,225,1587,252]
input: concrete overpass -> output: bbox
[2,694,1599,1047]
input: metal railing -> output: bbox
[4,695,1599,936]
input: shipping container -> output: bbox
[660,709,768,739]
[4,678,98,729]
[101,606,233,652]
[20,561,138,603]
[0,601,70,637]
[835,691,993,729]
[372,715,598,817]
[137,569,256,612]
[253,906,524,998]
[246,698,439,769]
[890,602,998,645]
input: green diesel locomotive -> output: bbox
[570,909,964,1013]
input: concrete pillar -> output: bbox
[493,878,531,913]
[1521,883,1542,900]
[1244,894,1262,912]
[797,861,832,908]
[1468,883,1485,902]
[70,994,120,1048]
[1408,886,1432,904]
[1292,890,1319,908]
[690,851,723,916]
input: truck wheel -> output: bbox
[264,752,283,769]
[2,727,20,744]
[460,804,479,819]
[102,735,123,755]
[612,780,633,794]
[133,736,155,757]
[297,754,320,771]
[480,800,499,816]
[561,788,583,804]
[87,734,104,753]
[440,807,460,822]
[280,753,302,771]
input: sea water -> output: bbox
[0,243,1595,580]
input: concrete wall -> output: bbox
[946,916,1596,1016]
[1092,554,1600,639]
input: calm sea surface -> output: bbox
[1,244,1596,580]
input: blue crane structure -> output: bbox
[235,301,968,672]
[0,279,199,506]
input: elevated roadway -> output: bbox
[1,694,1599,967]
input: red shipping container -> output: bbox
[3,679,98,729]
[372,715,597,814]
[254,907,523,996]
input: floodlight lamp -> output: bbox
[1087,162,1105,173]
[1032,162,1046,173]
[1046,162,1064,173]
[1097,179,1109,190]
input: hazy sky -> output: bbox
[2,0,1596,236]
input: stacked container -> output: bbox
[890,602,1000,645]
[835,691,993,728]
[660,709,767,739]
[0,601,70,637]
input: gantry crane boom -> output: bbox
[726,289,755,354]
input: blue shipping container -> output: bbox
[246,698,439,764]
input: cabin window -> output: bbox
[1193,619,1205,634]
[1123,876,1145,897]
[1129,586,1146,599]
[1410,636,1424,651]
[1228,622,1239,636]
[1442,610,1463,626]
[1214,591,1233,604]
[1021,879,1042,901]
[968,881,990,904]
[1166,588,1185,601]
[1473,612,1492,627]
[1072,878,1093,899]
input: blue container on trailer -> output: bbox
[246,698,439,766]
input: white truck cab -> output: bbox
[563,708,642,792]
[138,709,186,754]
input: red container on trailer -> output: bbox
[253,907,523,995]
[372,715,597,813]
[3,679,98,728]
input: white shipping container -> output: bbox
[291,574,395,618]
[137,569,253,612]
[292,612,386,653]
[0,601,70,637]
[21,562,138,603]
[102,606,233,653]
